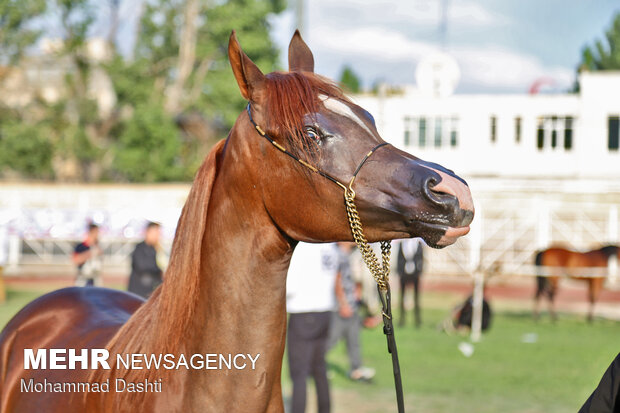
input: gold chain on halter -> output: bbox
[344,185,391,291]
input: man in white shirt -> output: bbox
[286,242,339,413]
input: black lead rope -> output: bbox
[378,284,405,413]
[246,102,404,413]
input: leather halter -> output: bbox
[247,103,406,413]
[246,103,388,192]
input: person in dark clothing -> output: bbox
[127,222,163,299]
[288,312,331,413]
[72,223,103,287]
[580,352,620,413]
[286,243,338,413]
[453,294,492,332]
[396,238,424,327]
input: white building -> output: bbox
[354,71,620,180]
[354,68,620,279]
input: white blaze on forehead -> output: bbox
[318,94,374,136]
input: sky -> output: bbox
[56,0,620,95]
[269,0,620,94]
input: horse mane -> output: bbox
[90,139,225,405]
[261,71,347,158]
[599,245,620,258]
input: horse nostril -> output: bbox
[423,175,458,208]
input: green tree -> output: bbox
[339,65,362,93]
[105,0,286,181]
[0,0,285,182]
[579,13,620,72]
[133,0,284,124]
[112,103,186,182]
[0,0,46,65]
[0,118,54,179]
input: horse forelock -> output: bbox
[262,71,347,158]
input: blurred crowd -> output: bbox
[69,221,167,298]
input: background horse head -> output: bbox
[0,30,474,413]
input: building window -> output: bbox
[537,118,544,149]
[450,117,458,147]
[402,115,458,149]
[419,118,427,147]
[434,118,442,147]
[536,115,575,151]
[490,116,497,143]
[551,116,558,149]
[515,117,521,143]
[564,117,573,150]
[609,116,619,151]
[404,117,411,146]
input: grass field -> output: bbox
[1,285,618,412]
[313,307,620,413]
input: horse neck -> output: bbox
[171,132,295,408]
[191,151,294,350]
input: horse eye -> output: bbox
[305,127,321,141]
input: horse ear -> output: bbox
[288,29,314,73]
[228,30,266,102]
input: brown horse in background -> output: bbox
[534,245,620,322]
[0,31,474,413]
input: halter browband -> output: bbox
[247,102,406,413]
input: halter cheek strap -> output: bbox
[247,102,406,413]
[246,103,387,192]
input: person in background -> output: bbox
[72,223,103,287]
[580,351,620,412]
[128,221,163,299]
[327,242,376,381]
[396,237,425,327]
[286,242,338,413]
[450,288,493,333]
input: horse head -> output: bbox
[227,30,474,248]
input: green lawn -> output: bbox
[0,287,51,328]
[1,286,618,412]
[284,303,619,412]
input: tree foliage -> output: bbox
[339,65,362,94]
[0,119,54,179]
[0,0,285,182]
[579,13,620,72]
[113,103,185,182]
[0,0,46,65]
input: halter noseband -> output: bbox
[247,102,406,413]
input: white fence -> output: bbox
[425,189,620,279]
[1,179,620,280]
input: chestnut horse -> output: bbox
[0,31,474,413]
[534,245,620,322]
